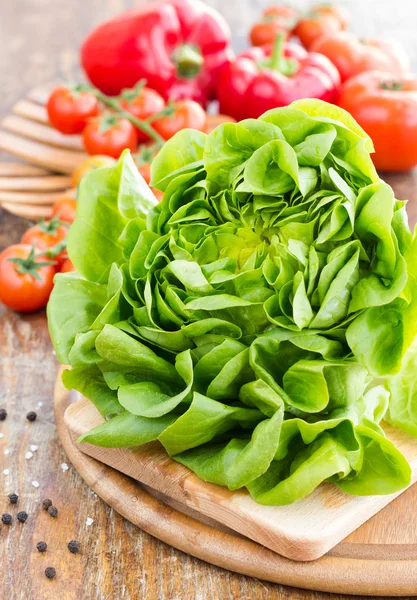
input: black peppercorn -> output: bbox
[45,567,56,579]
[8,493,18,505]
[26,411,37,422]
[0,408,7,421]
[42,498,53,510]
[2,513,12,525]
[67,540,80,554]
[48,506,58,518]
[17,511,28,523]
[36,541,48,553]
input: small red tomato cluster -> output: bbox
[47,82,208,160]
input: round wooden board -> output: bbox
[54,370,417,597]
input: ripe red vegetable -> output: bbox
[119,86,166,143]
[311,32,410,82]
[51,193,77,224]
[312,3,350,30]
[81,0,232,106]
[0,245,55,313]
[338,71,417,172]
[152,100,207,140]
[295,13,341,49]
[250,5,299,47]
[21,221,68,268]
[217,36,340,121]
[60,258,76,273]
[47,86,99,134]
[82,115,138,158]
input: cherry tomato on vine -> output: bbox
[0,244,55,312]
[60,258,76,273]
[119,86,166,143]
[21,220,68,268]
[250,5,298,47]
[312,3,350,30]
[51,192,77,224]
[152,100,207,141]
[137,162,151,184]
[47,86,99,134]
[151,187,164,202]
[71,155,116,188]
[82,115,138,158]
[295,13,341,49]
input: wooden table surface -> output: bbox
[2,1,417,599]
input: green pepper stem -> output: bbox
[270,32,286,72]
[172,44,204,79]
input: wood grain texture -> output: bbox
[65,397,417,562]
[2,0,417,599]
[54,376,417,597]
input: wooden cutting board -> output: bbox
[0,84,234,220]
[64,390,417,563]
[54,370,417,596]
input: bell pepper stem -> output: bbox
[172,44,204,79]
[270,32,286,72]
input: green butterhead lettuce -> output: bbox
[48,100,417,506]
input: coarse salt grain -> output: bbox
[0,433,4,439]
[3,469,9,475]
[30,445,38,452]
[32,480,39,488]
[25,451,34,460]
[85,517,94,526]
[4,449,10,455]
[61,463,69,472]
[36,402,43,409]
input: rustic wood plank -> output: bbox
[2,115,84,151]
[0,176,71,192]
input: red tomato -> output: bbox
[21,221,68,268]
[250,5,299,47]
[152,100,207,141]
[47,86,99,134]
[51,193,77,224]
[311,33,410,82]
[312,4,350,29]
[137,162,151,184]
[0,244,55,312]
[82,116,138,158]
[338,71,417,172]
[119,87,166,143]
[60,258,76,273]
[151,187,164,202]
[295,13,341,49]
[71,155,116,187]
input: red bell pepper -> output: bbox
[81,0,232,106]
[217,36,341,121]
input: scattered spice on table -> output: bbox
[36,541,47,553]
[26,411,37,422]
[67,540,80,554]
[45,567,56,579]
[0,408,7,421]
[8,493,18,504]
[48,506,58,518]
[2,513,12,525]
[42,499,52,510]
[17,511,28,523]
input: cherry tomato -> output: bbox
[311,33,410,82]
[295,13,341,49]
[152,100,207,141]
[119,87,166,143]
[250,5,298,47]
[71,155,116,188]
[21,221,68,268]
[151,187,164,202]
[51,193,77,224]
[312,4,350,29]
[82,115,138,158]
[60,258,76,273]
[137,162,151,184]
[339,71,417,172]
[0,244,55,312]
[47,86,99,134]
